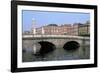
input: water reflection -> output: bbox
[22,45,90,62]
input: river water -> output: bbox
[22,45,90,62]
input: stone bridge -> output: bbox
[22,35,90,59]
[23,35,90,47]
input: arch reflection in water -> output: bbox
[63,41,80,52]
[38,41,56,57]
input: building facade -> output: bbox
[24,22,90,36]
[78,24,90,36]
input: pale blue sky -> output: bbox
[22,10,90,32]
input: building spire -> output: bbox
[32,18,36,34]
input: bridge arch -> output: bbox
[63,41,80,52]
[38,41,56,56]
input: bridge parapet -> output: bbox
[22,34,90,40]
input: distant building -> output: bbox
[30,22,90,36]
[72,23,83,36]
[33,24,72,35]
[23,31,31,35]
[36,27,42,35]
[78,24,90,36]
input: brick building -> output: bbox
[30,23,90,36]
[35,24,73,35]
